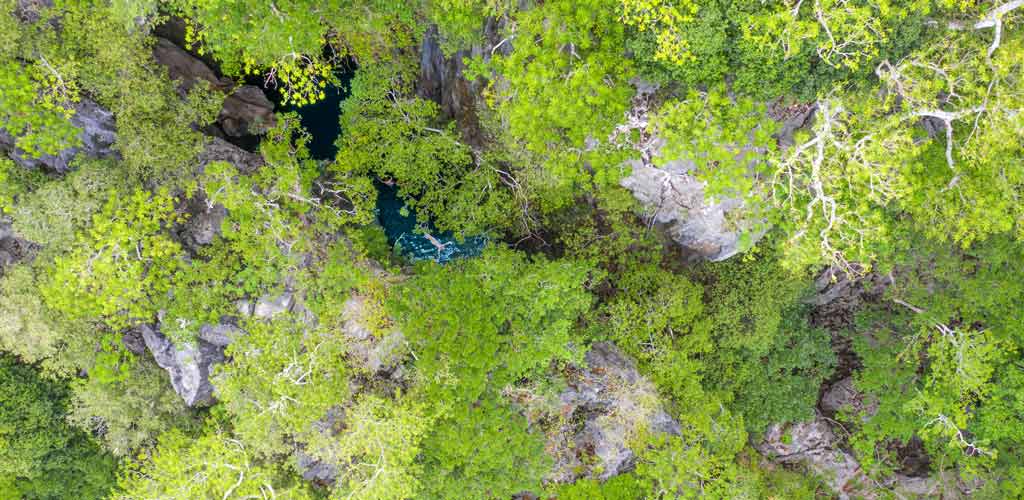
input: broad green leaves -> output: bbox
[42,189,183,331]
[113,429,315,500]
[393,247,593,403]
[214,316,350,459]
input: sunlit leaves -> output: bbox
[42,189,183,331]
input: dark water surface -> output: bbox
[270,72,485,263]
[374,181,486,262]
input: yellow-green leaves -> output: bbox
[42,189,183,331]
[0,61,81,158]
[620,0,700,65]
[318,396,433,500]
[213,316,350,459]
[652,86,778,204]
[114,429,315,500]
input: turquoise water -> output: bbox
[374,181,486,262]
[274,75,485,263]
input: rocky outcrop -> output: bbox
[341,295,406,375]
[808,265,893,383]
[757,417,866,497]
[250,292,294,319]
[140,324,227,407]
[620,158,762,261]
[197,136,265,174]
[176,138,265,252]
[547,342,680,483]
[768,100,817,149]
[152,37,275,138]
[294,406,346,487]
[820,376,878,422]
[176,193,227,253]
[0,98,118,175]
[757,415,978,499]
[417,20,509,147]
[14,0,51,23]
[218,85,276,137]
[614,83,766,262]
[0,220,36,275]
[296,449,339,486]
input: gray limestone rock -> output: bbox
[295,450,339,486]
[417,20,508,147]
[141,324,226,407]
[341,295,407,374]
[253,292,294,319]
[820,376,878,422]
[757,415,979,499]
[0,220,36,275]
[152,37,275,137]
[548,342,680,483]
[197,322,244,347]
[620,158,762,261]
[756,417,865,498]
[0,98,118,175]
[197,136,265,174]
[176,194,227,252]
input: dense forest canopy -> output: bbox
[0,0,1022,498]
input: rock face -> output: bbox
[0,98,118,174]
[417,21,509,147]
[176,193,227,253]
[197,136,266,174]
[757,416,978,499]
[252,292,295,319]
[548,342,680,483]
[341,295,406,375]
[0,220,36,276]
[152,37,275,137]
[620,158,760,261]
[296,450,339,486]
[820,376,878,422]
[756,417,866,497]
[807,265,893,382]
[14,0,52,23]
[768,100,817,149]
[140,324,227,407]
[614,84,766,262]
[294,406,346,487]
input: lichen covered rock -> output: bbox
[547,342,680,483]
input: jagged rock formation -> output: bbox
[820,376,878,422]
[417,21,510,147]
[547,342,680,483]
[175,192,227,254]
[291,294,410,488]
[152,37,275,138]
[756,417,865,496]
[13,0,51,24]
[197,136,266,174]
[757,415,978,499]
[755,265,980,499]
[0,98,118,174]
[615,84,767,262]
[808,265,892,330]
[620,158,758,261]
[140,324,227,407]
